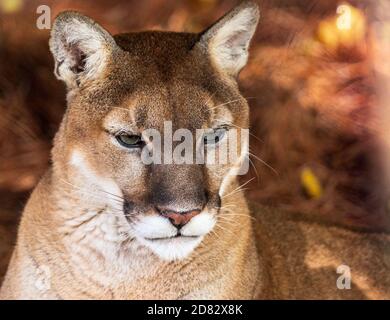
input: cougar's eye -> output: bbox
[204,128,227,145]
[116,134,144,148]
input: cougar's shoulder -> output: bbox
[251,203,390,299]
[0,171,58,299]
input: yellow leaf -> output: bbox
[0,0,23,13]
[301,167,323,199]
[317,3,366,49]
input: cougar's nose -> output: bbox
[157,207,201,228]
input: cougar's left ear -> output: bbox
[49,11,119,89]
[197,1,259,77]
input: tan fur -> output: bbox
[0,173,259,299]
[1,2,389,299]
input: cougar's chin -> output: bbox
[133,212,216,261]
[137,235,204,261]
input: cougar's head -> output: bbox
[50,1,259,260]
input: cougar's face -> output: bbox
[51,3,258,260]
[67,75,249,260]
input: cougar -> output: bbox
[1,1,389,299]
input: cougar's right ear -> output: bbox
[49,11,118,89]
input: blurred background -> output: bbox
[0,0,389,282]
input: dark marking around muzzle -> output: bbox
[150,164,207,213]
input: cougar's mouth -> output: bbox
[144,234,200,241]
[132,211,216,261]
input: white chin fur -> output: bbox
[137,236,204,261]
[132,215,178,239]
[134,212,216,261]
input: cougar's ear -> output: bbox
[49,11,118,89]
[197,1,259,77]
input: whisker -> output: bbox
[221,204,241,210]
[213,118,263,143]
[221,177,255,199]
[209,229,222,242]
[222,187,250,200]
[204,91,217,106]
[248,150,279,176]
[59,179,124,206]
[214,223,236,238]
[111,106,133,115]
[98,188,126,202]
[248,157,260,181]
[210,96,256,110]
[220,213,257,222]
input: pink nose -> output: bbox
[159,209,201,228]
